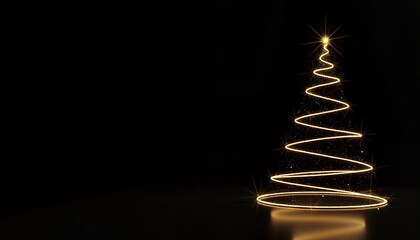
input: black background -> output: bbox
[2,0,420,239]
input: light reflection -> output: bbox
[270,208,366,240]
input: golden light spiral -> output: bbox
[257,41,388,210]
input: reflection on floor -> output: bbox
[270,209,366,240]
[0,186,417,239]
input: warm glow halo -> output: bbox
[256,44,388,210]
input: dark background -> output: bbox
[2,0,419,239]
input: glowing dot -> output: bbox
[323,37,329,44]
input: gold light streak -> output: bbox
[257,39,388,210]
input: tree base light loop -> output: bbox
[257,191,387,210]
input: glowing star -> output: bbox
[323,37,329,44]
[256,41,388,210]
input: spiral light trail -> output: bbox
[257,39,388,210]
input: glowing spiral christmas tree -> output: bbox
[257,37,388,210]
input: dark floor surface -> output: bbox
[0,185,418,240]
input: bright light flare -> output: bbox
[322,37,329,44]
